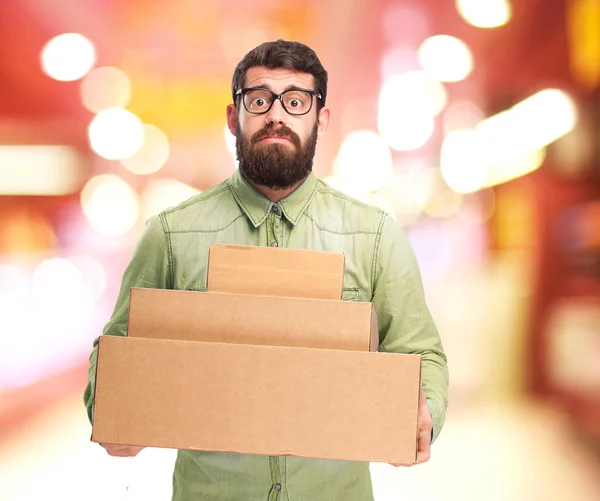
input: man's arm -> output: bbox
[83,215,172,424]
[371,214,449,446]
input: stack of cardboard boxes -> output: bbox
[91,244,421,465]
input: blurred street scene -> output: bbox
[1,1,599,499]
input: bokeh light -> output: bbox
[0,264,28,311]
[40,33,96,82]
[120,124,170,175]
[378,72,445,151]
[552,122,596,177]
[441,130,548,193]
[456,0,512,29]
[29,258,94,353]
[140,178,200,220]
[80,175,140,236]
[26,258,96,380]
[485,148,547,187]
[443,100,485,135]
[506,89,578,148]
[381,72,447,117]
[378,171,425,225]
[80,67,132,113]
[381,47,421,81]
[442,89,577,193]
[477,89,577,165]
[0,265,28,384]
[456,189,497,224]
[0,145,82,195]
[31,258,83,305]
[68,255,107,300]
[88,108,144,160]
[441,129,488,193]
[334,130,393,194]
[362,193,397,220]
[379,113,435,152]
[404,163,439,211]
[418,35,474,82]
[423,168,464,218]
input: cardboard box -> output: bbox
[207,244,345,300]
[92,336,421,465]
[127,288,379,351]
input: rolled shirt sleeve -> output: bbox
[372,215,449,443]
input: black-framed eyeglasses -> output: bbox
[235,87,322,116]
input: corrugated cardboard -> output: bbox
[206,244,345,300]
[127,287,379,351]
[92,336,421,465]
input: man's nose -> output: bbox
[265,98,290,127]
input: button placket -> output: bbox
[270,204,281,248]
[268,456,282,501]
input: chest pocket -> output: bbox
[342,287,359,301]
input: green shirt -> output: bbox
[84,170,449,501]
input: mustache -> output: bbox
[251,125,302,149]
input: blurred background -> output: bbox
[1,0,600,499]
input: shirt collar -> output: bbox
[228,169,318,227]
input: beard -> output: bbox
[235,121,318,190]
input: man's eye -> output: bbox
[253,98,267,107]
[289,99,301,108]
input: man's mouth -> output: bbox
[258,135,293,143]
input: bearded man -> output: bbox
[84,39,449,501]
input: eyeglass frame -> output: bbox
[234,87,323,116]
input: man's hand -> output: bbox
[415,386,433,464]
[390,386,433,467]
[100,444,145,457]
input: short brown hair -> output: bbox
[231,39,328,108]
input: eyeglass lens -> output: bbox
[244,89,314,115]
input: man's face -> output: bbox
[226,66,330,190]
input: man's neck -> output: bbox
[248,176,308,202]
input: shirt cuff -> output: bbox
[426,397,445,444]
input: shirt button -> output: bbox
[272,205,280,214]
[270,242,278,247]
[274,483,281,491]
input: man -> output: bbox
[84,39,449,501]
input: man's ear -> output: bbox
[226,104,238,135]
[317,106,330,139]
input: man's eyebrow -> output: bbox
[283,84,313,92]
[249,83,312,92]
[250,83,274,91]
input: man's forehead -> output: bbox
[244,66,315,90]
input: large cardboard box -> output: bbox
[127,287,379,351]
[207,244,345,300]
[92,336,421,465]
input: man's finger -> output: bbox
[415,429,431,464]
[106,449,132,457]
[416,449,430,464]
[101,444,144,457]
[107,448,142,457]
